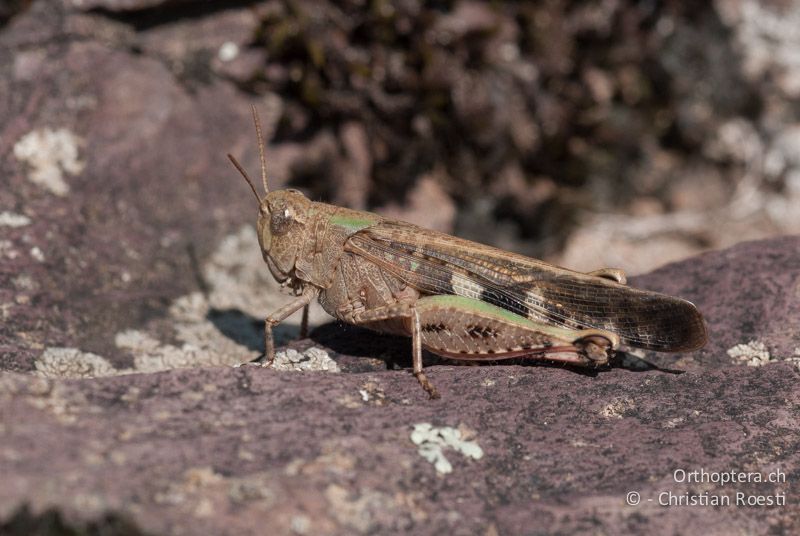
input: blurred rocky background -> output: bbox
[2,0,800,534]
[4,0,800,275]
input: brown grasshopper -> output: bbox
[227,106,707,399]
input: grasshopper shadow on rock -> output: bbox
[227,106,708,399]
[206,308,300,354]
[608,350,687,375]
[307,322,411,369]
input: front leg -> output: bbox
[264,287,318,366]
[299,304,310,338]
[352,303,440,400]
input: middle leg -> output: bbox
[352,302,440,399]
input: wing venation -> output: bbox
[345,221,706,351]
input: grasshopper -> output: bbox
[227,107,707,399]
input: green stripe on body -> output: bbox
[329,213,380,233]
[417,294,582,341]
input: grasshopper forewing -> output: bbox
[227,106,707,399]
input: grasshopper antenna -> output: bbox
[227,153,261,204]
[250,104,269,194]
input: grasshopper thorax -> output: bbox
[257,189,314,284]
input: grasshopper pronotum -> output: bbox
[227,107,707,399]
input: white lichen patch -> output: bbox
[271,347,340,372]
[29,247,45,262]
[727,340,772,366]
[12,274,37,291]
[115,328,255,374]
[174,318,256,358]
[204,227,278,318]
[109,254,272,373]
[131,345,225,373]
[13,127,85,196]
[662,416,685,429]
[290,515,311,535]
[114,329,161,353]
[35,347,117,379]
[410,423,484,475]
[218,41,239,62]
[600,397,636,419]
[0,212,31,227]
[0,240,18,259]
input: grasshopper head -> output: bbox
[228,106,315,284]
[256,189,313,281]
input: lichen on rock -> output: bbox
[410,423,483,475]
[727,340,772,366]
[34,348,117,379]
[13,128,84,196]
[271,347,340,373]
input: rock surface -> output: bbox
[2,1,799,534]
[2,237,799,535]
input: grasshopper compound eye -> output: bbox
[269,201,294,235]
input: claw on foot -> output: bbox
[414,371,441,399]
